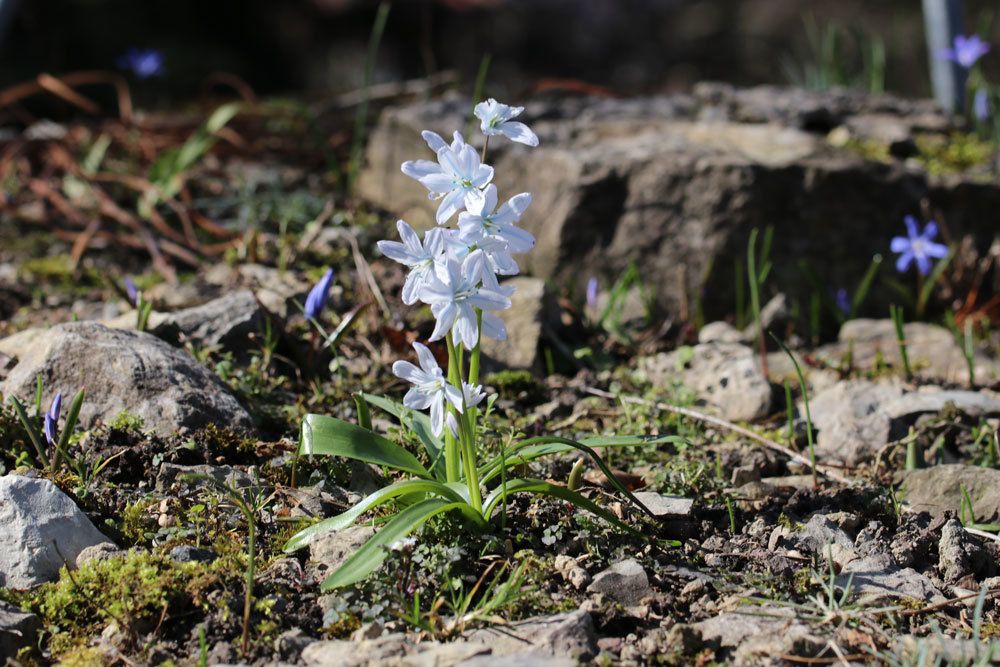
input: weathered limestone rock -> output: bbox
[0,322,254,436]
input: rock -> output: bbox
[307,525,376,584]
[464,610,597,661]
[204,263,312,320]
[823,319,1000,385]
[902,465,1000,523]
[553,555,590,589]
[805,380,904,465]
[587,559,652,606]
[795,515,857,567]
[0,322,254,437]
[837,554,944,603]
[300,633,489,667]
[358,90,997,318]
[169,545,218,564]
[460,656,576,667]
[893,635,1000,665]
[641,343,771,422]
[0,601,41,658]
[741,293,789,338]
[698,321,745,344]
[481,277,550,371]
[0,475,111,588]
[632,491,694,517]
[693,605,821,663]
[107,290,267,354]
[938,519,992,584]
[882,389,1000,423]
[156,464,253,494]
[75,542,121,568]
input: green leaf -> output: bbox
[482,478,641,537]
[320,498,485,590]
[283,478,466,553]
[300,414,430,478]
[359,393,446,479]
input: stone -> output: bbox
[464,610,597,661]
[357,90,998,319]
[641,343,771,422]
[169,545,218,564]
[632,491,694,517]
[587,559,652,606]
[481,277,550,371]
[822,319,1000,385]
[938,519,993,584]
[204,263,312,320]
[882,389,1000,423]
[698,321,745,344]
[307,525,376,585]
[553,555,590,589]
[0,475,111,588]
[460,656,576,667]
[902,465,1000,523]
[805,380,904,465]
[692,605,820,663]
[299,633,490,667]
[0,322,254,437]
[156,464,253,494]
[893,636,1000,664]
[795,515,857,567]
[836,554,943,603]
[0,601,41,658]
[75,542,121,568]
[107,290,267,354]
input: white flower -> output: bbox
[401,136,493,225]
[474,99,539,147]
[391,341,464,437]
[419,250,511,349]
[445,382,489,437]
[458,184,535,255]
[376,220,446,305]
[400,131,465,181]
[439,227,520,280]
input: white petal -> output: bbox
[392,360,423,384]
[421,131,448,153]
[436,188,466,225]
[377,240,417,266]
[413,341,439,375]
[401,159,442,180]
[429,394,445,437]
[500,225,535,253]
[499,121,539,147]
[403,387,434,411]
[481,312,507,341]
[455,304,479,349]
[444,383,465,412]
[429,302,458,341]
[418,173,456,194]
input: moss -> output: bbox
[107,410,145,433]
[49,646,106,667]
[119,497,158,544]
[8,551,220,659]
[484,369,545,402]
[915,132,994,176]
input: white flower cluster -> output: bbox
[377,99,539,436]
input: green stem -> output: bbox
[469,309,483,386]
[241,515,255,656]
[444,335,462,483]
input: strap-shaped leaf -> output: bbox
[320,498,486,590]
[360,392,446,479]
[300,414,429,478]
[283,478,465,553]
[483,477,641,537]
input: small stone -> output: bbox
[632,491,694,517]
[464,610,597,660]
[0,475,112,588]
[75,542,121,568]
[307,525,376,584]
[156,464,253,494]
[806,379,904,465]
[0,601,42,658]
[837,554,944,603]
[698,321,745,344]
[481,277,551,371]
[554,555,590,589]
[938,519,992,584]
[903,465,1000,523]
[587,559,652,606]
[169,545,218,564]
[730,465,760,486]
[795,515,857,567]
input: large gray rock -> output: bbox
[641,343,771,422]
[0,601,41,658]
[0,322,254,436]
[836,553,943,603]
[692,605,821,663]
[358,90,1000,317]
[308,525,376,585]
[300,633,489,667]
[481,277,550,371]
[902,465,1000,523]
[806,380,904,466]
[0,475,112,589]
[463,610,597,661]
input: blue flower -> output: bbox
[939,35,990,70]
[124,277,139,306]
[43,392,62,446]
[890,216,949,276]
[117,48,166,79]
[974,88,991,123]
[304,268,334,320]
[585,277,599,310]
[834,288,851,316]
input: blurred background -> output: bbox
[2,0,998,105]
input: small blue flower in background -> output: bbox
[939,35,990,70]
[124,277,139,306]
[304,268,335,320]
[585,276,599,310]
[117,48,166,79]
[834,288,851,317]
[43,392,62,446]
[890,216,949,276]
[974,89,991,123]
